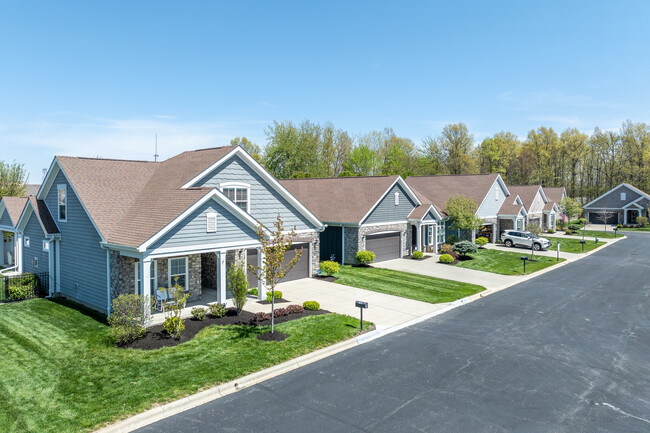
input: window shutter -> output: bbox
[206,213,217,233]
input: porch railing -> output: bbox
[0,272,49,303]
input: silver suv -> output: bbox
[501,230,551,251]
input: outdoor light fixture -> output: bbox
[520,256,529,274]
[355,300,368,330]
[580,239,586,252]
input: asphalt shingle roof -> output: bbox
[507,185,543,210]
[1,197,28,227]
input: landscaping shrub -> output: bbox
[247,288,258,296]
[319,260,340,276]
[547,228,555,234]
[286,304,304,314]
[568,224,581,231]
[208,303,227,318]
[162,281,189,339]
[440,243,459,260]
[452,240,478,257]
[108,294,148,345]
[565,229,573,235]
[191,306,207,321]
[636,216,648,226]
[228,264,248,315]
[579,218,587,225]
[7,274,37,301]
[439,254,455,264]
[274,307,289,318]
[356,250,375,265]
[475,237,488,247]
[303,300,320,310]
[266,290,283,303]
[412,250,424,259]
[254,312,270,321]
[557,220,566,230]
[446,234,459,245]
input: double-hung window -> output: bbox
[57,185,67,222]
[222,184,249,212]
[168,257,188,290]
[437,222,445,244]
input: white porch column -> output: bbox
[512,217,517,231]
[492,223,496,243]
[416,223,422,252]
[16,232,23,273]
[141,256,152,317]
[624,210,627,225]
[219,250,227,304]
[0,231,4,267]
[257,247,266,300]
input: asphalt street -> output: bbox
[136,233,650,433]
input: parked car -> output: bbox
[501,230,551,251]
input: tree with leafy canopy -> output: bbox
[249,215,302,334]
[231,137,262,163]
[559,197,582,223]
[0,161,28,198]
[434,123,478,174]
[445,194,484,237]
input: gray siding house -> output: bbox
[583,183,650,225]
[14,145,323,314]
[281,176,424,263]
[0,197,28,268]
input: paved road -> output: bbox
[137,234,650,433]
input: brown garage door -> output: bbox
[366,232,401,262]
[248,244,309,285]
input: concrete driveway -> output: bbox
[274,278,446,329]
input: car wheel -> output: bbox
[504,240,513,247]
[533,243,541,251]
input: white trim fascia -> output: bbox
[410,204,443,222]
[537,185,548,203]
[138,188,271,252]
[358,177,422,225]
[0,201,9,229]
[36,158,59,200]
[476,176,505,217]
[181,147,324,230]
[396,176,423,206]
[0,224,15,232]
[148,240,263,258]
[281,228,320,235]
[219,181,251,188]
[365,230,401,236]
[622,201,644,210]
[100,242,140,253]
[16,200,58,236]
[359,220,409,228]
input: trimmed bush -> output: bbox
[440,243,459,260]
[208,303,227,318]
[191,306,207,321]
[286,304,304,314]
[475,237,489,247]
[108,294,148,345]
[446,234,459,245]
[274,307,289,318]
[565,229,573,235]
[303,300,320,310]
[254,312,270,321]
[568,224,581,231]
[247,288,258,296]
[439,254,455,264]
[356,250,375,265]
[319,260,340,276]
[452,240,478,257]
[547,228,555,234]
[636,216,648,226]
[228,264,248,315]
[579,218,587,225]
[266,290,283,303]
[412,251,424,259]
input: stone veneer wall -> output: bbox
[343,227,359,265]
[295,231,320,275]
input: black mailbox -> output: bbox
[355,301,368,309]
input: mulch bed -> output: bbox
[352,264,374,268]
[257,298,290,305]
[121,308,328,350]
[408,255,434,260]
[257,331,289,341]
[314,275,338,282]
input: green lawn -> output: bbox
[565,229,619,239]
[334,265,485,303]
[548,237,603,253]
[0,299,369,433]
[618,227,650,232]
[456,249,565,275]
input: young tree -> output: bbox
[0,161,28,197]
[228,264,248,315]
[249,215,302,333]
[445,194,484,238]
[559,197,582,223]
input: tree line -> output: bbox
[231,119,650,203]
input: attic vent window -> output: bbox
[495,187,499,201]
[621,192,626,201]
[206,213,217,233]
[43,240,50,252]
[24,236,30,248]
[394,192,400,206]
[57,184,67,222]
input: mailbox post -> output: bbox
[580,239,586,253]
[520,256,529,274]
[355,300,368,330]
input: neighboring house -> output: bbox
[496,194,528,233]
[543,186,567,224]
[280,175,423,263]
[583,183,650,225]
[507,185,558,231]
[405,174,510,243]
[13,145,323,314]
[0,196,28,268]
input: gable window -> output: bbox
[621,192,626,201]
[43,240,50,252]
[24,236,30,248]
[394,192,400,206]
[221,185,250,212]
[168,257,188,290]
[135,261,157,294]
[57,185,67,221]
[206,212,217,233]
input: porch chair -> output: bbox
[154,288,170,312]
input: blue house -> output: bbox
[13,145,323,314]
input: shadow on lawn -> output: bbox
[48,297,108,325]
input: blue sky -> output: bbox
[1,1,649,183]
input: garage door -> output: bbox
[247,244,310,285]
[366,232,401,262]
[589,212,618,224]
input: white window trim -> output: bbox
[135,260,158,293]
[437,221,445,244]
[394,192,400,206]
[621,192,626,201]
[24,236,30,248]
[206,212,217,233]
[168,257,188,289]
[220,183,251,213]
[57,184,67,222]
[43,240,49,252]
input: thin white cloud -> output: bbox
[498,89,621,110]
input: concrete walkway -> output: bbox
[275,278,446,329]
